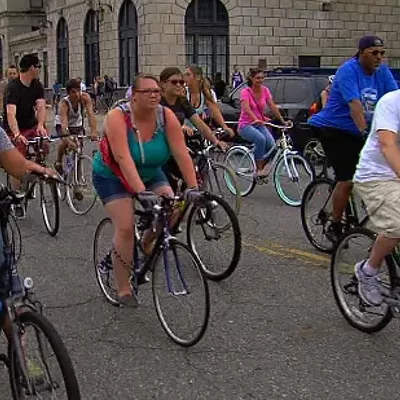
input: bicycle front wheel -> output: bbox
[331,228,393,333]
[301,177,335,253]
[9,310,81,399]
[186,193,242,281]
[152,238,210,347]
[40,180,60,236]
[274,153,314,207]
[93,217,119,306]
[66,155,97,215]
[224,146,256,197]
[202,161,241,216]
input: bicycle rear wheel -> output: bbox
[93,217,119,306]
[274,153,314,207]
[300,177,335,253]
[186,193,242,281]
[152,238,210,346]
[39,180,60,236]
[331,228,393,333]
[66,155,97,215]
[9,310,81,399]
[224,146,256,197]
[202,161,241,216]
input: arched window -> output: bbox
[118,0,138,86]
[57,18,69,85]
[84,10,100,85]
[185,0,229,81]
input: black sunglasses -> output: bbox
[369,50,385,56]
[168,79,185,86]
[35,64,42,69]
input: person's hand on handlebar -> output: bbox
[222,125,235,138]
[252,119,265,126]
[214,139,228,152]
[182,125,195,137]
[90,129,99,141]
[136,190,159,211]
[36,125,48,138]
[14,133,28,145]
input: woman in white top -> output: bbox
[183,65,234,137]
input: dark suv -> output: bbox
[218,72,329,151]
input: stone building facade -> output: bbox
[0,0,400,88]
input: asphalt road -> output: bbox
[1,112,400,399]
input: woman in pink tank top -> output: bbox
[238,68,287,176]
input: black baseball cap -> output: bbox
[19,54,40,70]
[358,36,384,51]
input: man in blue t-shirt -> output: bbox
[308,36,398,242]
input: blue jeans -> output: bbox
[239,124,275,161]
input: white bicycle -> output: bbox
[224,121,315,207]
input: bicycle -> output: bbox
[183,130,241,216]
[7,136,61,236]
[302,137,331,178]
[301,177,368,253]
[93,192,210,347]
[165,150,242,281]
[330,225,400,333]
[55,129,98,215]
[224,121,315,206]
[0,184,81,399]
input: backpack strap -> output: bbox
[156,104,166,129]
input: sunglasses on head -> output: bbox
[369,50,385,56]
[168,79,185,86]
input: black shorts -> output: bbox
[316,126,365,182]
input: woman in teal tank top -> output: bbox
[92,74,198,306]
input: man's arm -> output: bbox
[59,100,69,135]
[349,100,368,132]
[337,64,367,132]
[6,104,20,138]
[379,130,400,177]
[82,92,98,139]
[35,81,46,133]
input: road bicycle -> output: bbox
[331,226,400,333]
[181,129,241,216]
[0,183,81,399]
[55,129,97,215]
[7,137,61,236]
[224,121,315,206]
[301,177,368,253]
[93,192,210,347]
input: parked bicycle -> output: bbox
[0,184,81,399]
[7,137,62,236]
[55,129,98,216]
[224,121,315,206]
[301,177,368,253]
[93,192,211,347]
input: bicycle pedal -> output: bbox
[256,176,268,184]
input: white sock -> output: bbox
[363,261,378,276]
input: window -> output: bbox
[84,10,100,86]
[14,55,19,69]
[185,0,229,82]
[43,51,49,88]
[29,0,43,8]
[56,18,69,86]
[298,56,321,68]
[118,0,138,86]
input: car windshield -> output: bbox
[231,78,279,101]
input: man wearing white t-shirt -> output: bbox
[353,89,400,306]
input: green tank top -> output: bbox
[92,104,171,182]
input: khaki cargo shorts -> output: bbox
[354,179,400,239]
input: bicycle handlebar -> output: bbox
[264,121,294,130]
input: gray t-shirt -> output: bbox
[0,127,14,153]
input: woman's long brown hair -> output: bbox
[187,65,215,103]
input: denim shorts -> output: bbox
[93,168,170,204]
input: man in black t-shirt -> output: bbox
[4,54,47,216]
